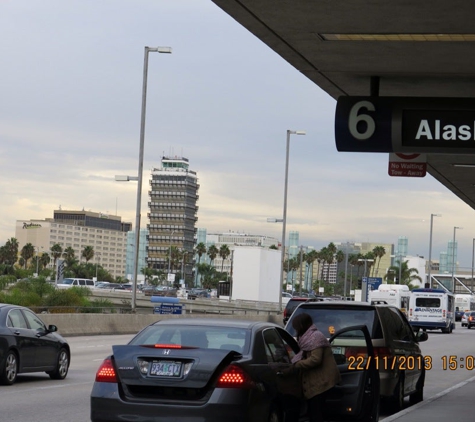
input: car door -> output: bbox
[6,309,37,371]
[326,324,380,421]
[21,309,58,369]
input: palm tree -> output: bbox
[20,243,35,269]
[62,247,77,268]
[218,244,231,273]
[304,250,318,291]
[81,245,94,262]
[387,260,422,289]
[4,238,19,266]
[50,243,63,268]
[372,246,386,277]
[40,252,51,269]
[194,242,207,287]
[207,245,219,267]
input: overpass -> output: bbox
[211,1,475,210]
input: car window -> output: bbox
[263,328,293,363]
[22,309,47,331]
[288,306,381,339]
[384,307,415,341]
[7,309,28,329]
[415,297,440,308]
[130,325,250,353]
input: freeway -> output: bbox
[0,325,473,421]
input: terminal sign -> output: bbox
[335,97,475,154]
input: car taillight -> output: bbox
[443,310,446,317]
[469,316,473,321]
[409,308,412,316]
[373,347,392,358]
[95,358,118,383]
[216,364,254,389]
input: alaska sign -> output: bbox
[335,97,475,153]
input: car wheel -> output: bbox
[0,351,18,385]
[268,405,283,422]
[390,375,405,412]
[47,348,69,380]
[468,325,471,329]
[409,368,424,405]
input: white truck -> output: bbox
[369,284,411,316]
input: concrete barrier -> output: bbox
[40,313,284,337]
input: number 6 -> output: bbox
[348,101,376,140]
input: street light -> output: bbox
[95,253,101,281]
[277,129,306,311]
[116,46,171,312]
[428,213,441,288]
[452,226,463,293]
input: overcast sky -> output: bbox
[2,0,475,269]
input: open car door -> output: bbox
[325,324,380,421]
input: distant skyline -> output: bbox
[2,1,475,269]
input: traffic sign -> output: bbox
[388,153,427,177]
[335,96,475,153]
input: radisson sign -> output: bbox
[335,97,475,153]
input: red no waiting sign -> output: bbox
[388,153,427,177]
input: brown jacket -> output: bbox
[293,346,341,399]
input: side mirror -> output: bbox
[47,324,58,333]
[416,331,428,342]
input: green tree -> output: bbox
[50,243,63,269]
[218,244,231,273]
[62,247,78,267]
[20,243,35,269]
[194,242,207,287]
[372,245,386,277]
[81,246,94,263]
[207,245,219,266]
[40,252,51,270]
[386,260,422,289]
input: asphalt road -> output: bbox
[1,324,474,422]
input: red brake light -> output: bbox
[216,364,254,389]
[95,358,118,383]
[373,347,392,358]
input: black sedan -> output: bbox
[90,318,379,422]
[0,303,70,385]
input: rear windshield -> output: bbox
[287,306,380,338]
[415,298,440,307]
[130,325,251,354]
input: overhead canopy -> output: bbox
[211,0,475,210]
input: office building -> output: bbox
[147,156,199,283]
[15,209,131,278]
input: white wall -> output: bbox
[232,247,281,302]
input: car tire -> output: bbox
[0,350,18,385]
[468,325,472,329]
[47,348,69,380]
[268,405,283,422]
[409,368,424,405]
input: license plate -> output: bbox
[150,361,182,377]
[332,346,345,355]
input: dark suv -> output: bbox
[282,297,308,324]
[285,301,428,411]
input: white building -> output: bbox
[231,247,281,303]
[15,210,131,278]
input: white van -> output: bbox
[56,278,96,289]
[369,284,411,315]
[408,288,455,333]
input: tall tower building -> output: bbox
[147,156,199,282]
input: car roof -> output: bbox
[297,300,397,309]
[151,317,281,330]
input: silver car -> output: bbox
[461,311,470,327]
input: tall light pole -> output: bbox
[451,226,462,293]
[123,46,171,312]
[358,258,374,301]
[428,213,441,288]
[167,230,176,287]
[279,129,306,311]
[95,253,101,281]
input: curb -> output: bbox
[382,375,475,421]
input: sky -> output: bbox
[1,0,475,270]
